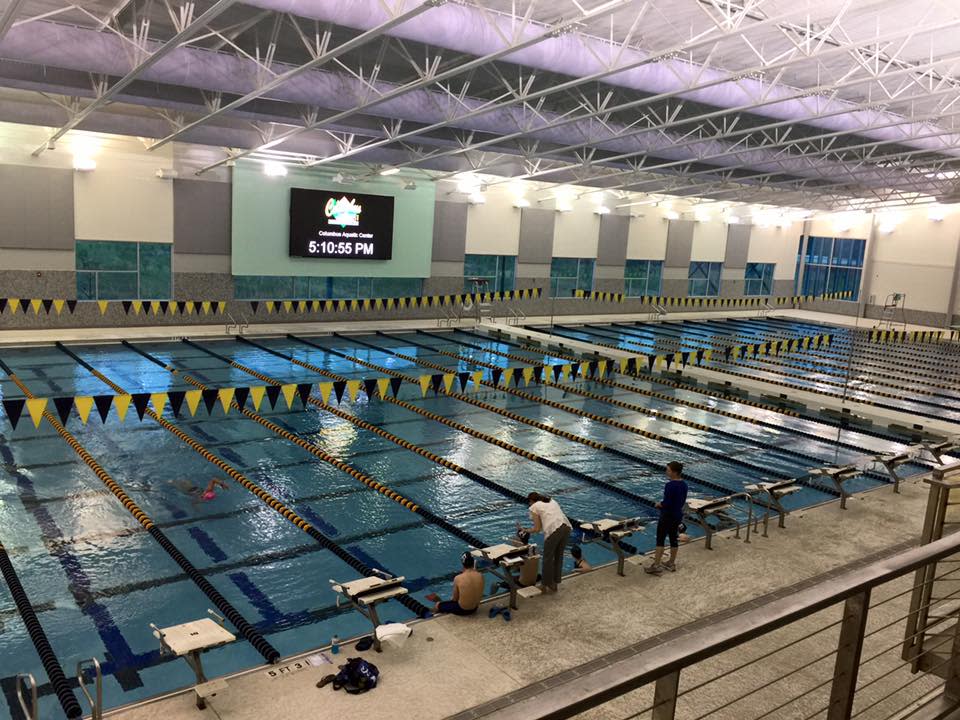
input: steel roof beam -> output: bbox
[31,0,240,155]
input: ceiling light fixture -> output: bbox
[379,166,400,176]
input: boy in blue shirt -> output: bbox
[645,461,688,575]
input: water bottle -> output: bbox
[331,635,340,655]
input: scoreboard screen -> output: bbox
[289,187,394,260]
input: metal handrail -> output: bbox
[78,657,103,720]
[16,673,37,720]
[480,531,960,720]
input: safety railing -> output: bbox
[475,526,960,720]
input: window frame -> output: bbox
[687,261,722,297]
[76,240,172,301]
[550,257,595,297]
[624,259,663,297]
[744,262,774,296]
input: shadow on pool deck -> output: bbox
[104,475,932,720]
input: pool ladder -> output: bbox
[225,313,250,335]
[16,672,37,720]
[78,657,103,720]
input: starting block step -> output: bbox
[518,586,542,599]
[194,678,228,701]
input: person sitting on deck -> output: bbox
[426,551,484,616]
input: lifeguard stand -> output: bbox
[877,292,906,330]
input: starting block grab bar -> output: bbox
[684,492,754,551]
[580,517,646,576]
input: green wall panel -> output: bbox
[231,161,435,277]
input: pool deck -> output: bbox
[0,306,946,347]
[103,473,937,720]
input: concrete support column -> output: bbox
[796,220,811,297]
[858,213,879,320]
[943,226,960,328]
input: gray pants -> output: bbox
[542,525,571,590]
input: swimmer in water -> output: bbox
[172,477,228,504]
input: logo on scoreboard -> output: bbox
[325,196,362,228]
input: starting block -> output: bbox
[579,517,644,576]
[151,610,236,710]
[686,497,747,550]
[874,450,914,493]
[472,543,539,610]
[919,439,960,465]
[808,464,860,509]
[331,574,408,652]
[744,480,802,533]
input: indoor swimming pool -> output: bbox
[0,322,945,719]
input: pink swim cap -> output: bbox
[203,490,216,500]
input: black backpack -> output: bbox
[333,657,380,694]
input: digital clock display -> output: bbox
[289,187,395,260]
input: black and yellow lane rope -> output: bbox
[94,341,475,612]
[318,334,757,500]
[176,339,528,548]
[0,352,280,664]
[0,537,83,718]
[546,323,952,423]
[182,339,643,554]
[584,373,934,468]
[632,321,960,391]
[701,318,960,372]
[109,346,435,619]
[236,336,658,518]
[394,340,828,486]
[625,318,959,379]
[462,326,925,457]
[406,333,850,493]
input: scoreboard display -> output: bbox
[289,187,395,260]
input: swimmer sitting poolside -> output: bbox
[425,551,484,616]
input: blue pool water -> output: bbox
[0,321,949,719]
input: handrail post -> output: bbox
[651,670,681,720]
[78,657,103,720]
[827,590,871,720]
[16,673,37,720]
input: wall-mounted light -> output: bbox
[379,166,400,176]
[468,192,486,205]
[929,204,948,221]
[456,173,481,194]
[73,157,96,172]
[724,214,740,224]
[513,197,531,208]
[664,210,680,220]
[403,180,417,191]
[594,205,611,215]
[556,203,573,213]
[263,161,287,177]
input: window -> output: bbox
[688,262,722,297]
[624,260,663,297]
[744,263,774,296]
[798,236,865,301]
[232,276,423,300]
[76,240,171,300]
[550,258,594,297]
[463,254,516,293]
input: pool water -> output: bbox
[0,321,946,720]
